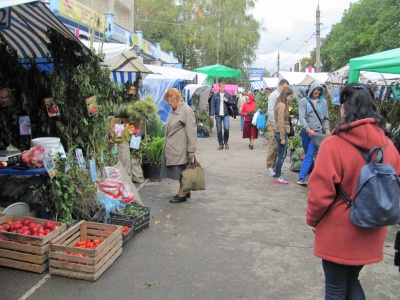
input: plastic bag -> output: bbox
[20,146,46,168]
[251,110,259,126]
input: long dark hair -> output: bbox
[276,87,293,108]
[335,82,391,137]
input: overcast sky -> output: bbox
[250,0,355,74]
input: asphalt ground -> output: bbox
[1,118,399,300]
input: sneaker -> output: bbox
[274,176,289,184]
[297,178,308,186]
[266,168,275,177]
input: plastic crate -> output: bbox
[109,206,150,234]
[108,218,135,248]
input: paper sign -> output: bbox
[75,149,86,168]
[43,156,57,179]
[19,116,31,135]
[130,135,141,149]
[115,124,124,137]
[89,159,97,181]
[45,97,60,117]
[86,95,98,117]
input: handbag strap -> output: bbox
[308,99,323,127]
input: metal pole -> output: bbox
[277,38,289,73]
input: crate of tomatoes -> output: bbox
[0,215,66,273]
[109,204,150,234]
[107,218,135,248]
[49,221,122,281]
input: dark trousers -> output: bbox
[322,260,365,300]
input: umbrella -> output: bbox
[194,64,242,81]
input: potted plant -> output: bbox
[148,136,164,182]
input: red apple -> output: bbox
[22,219,31,226]
[4,224,10,231]
[37,232,45,237]
[43,229,51,235]
[44,221,54,230]
[16,229,23,234]
[21,230,31,235]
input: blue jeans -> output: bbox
[240,115,245,131]
[299,130,319,179]
[215,115,230,145]
[274,132,288,178]
[322,260,365,300]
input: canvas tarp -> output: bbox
[184,84,211,110]
[348,48,400,83]
[0,1,89,59]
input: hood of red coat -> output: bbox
[333,118,389,151]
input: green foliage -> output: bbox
[127,97,159,123]
[33,156,98,224]
[321,0,400,71]
[195,108,213,134]
[134,0,262,70]
[254,90,271,114]
[148,137,165,166]
[289,134,302,149]
[377,98,400,151]
[146,118,165,139]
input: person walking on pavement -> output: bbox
[237,91,247,131]
[297,83,330,186]
[210,82,235,150]
[241,94,258,150]
[306,83,400,299]
[161,88,197,203]
[273,87,293,184]
[266,79,290,177]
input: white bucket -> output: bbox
[31,137,62,155]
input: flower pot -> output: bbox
[149,165,162,182]
[142,160,151,179]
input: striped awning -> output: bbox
[250,80,266,91]
[0,1,90,59]
[111,71,140,84]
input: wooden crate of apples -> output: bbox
[0,215,66,273]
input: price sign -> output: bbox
[0,8,11,29]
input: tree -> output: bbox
[321,0,400,71]
[134,0,261,71]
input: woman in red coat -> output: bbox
[306,83,400,299]
[241,94,258,149]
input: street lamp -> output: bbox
[277,37,289,73]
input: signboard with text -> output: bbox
[0,7,11,29]
[60,0,105,32]
[247,68,263,82]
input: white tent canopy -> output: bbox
[145,64,209,84]
[81,41,133,61]
[278,72,308,85]
[296,73,329,86]
[264,77,279,88]
[327,64,400,86]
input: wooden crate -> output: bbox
[0,215,67,273]
[49,221,122,281]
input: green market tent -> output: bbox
[194,64,242,81]
[348,48,400,83]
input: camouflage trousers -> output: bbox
[266,121,277,168]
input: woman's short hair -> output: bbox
[163,88,182,101]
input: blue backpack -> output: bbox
[256,110,267,130]
[337,145,400,228]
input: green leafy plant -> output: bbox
[148,137,164,166]
[127,96,159,123]
[33,155,98,224]
[146,118,165,139]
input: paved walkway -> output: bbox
[1,118,399,300]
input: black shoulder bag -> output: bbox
[307,100,323,128]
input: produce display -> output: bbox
[115,205,147,217]
[121,225,131,235]
[0,219,57,236]
[19,146,46,168]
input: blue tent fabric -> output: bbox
[250,81,266,91]
[0,2,89,59]
[111,71,140,84]
[139,75,180,122]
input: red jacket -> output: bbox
[306,118,400,265]
[241,94,257,122]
